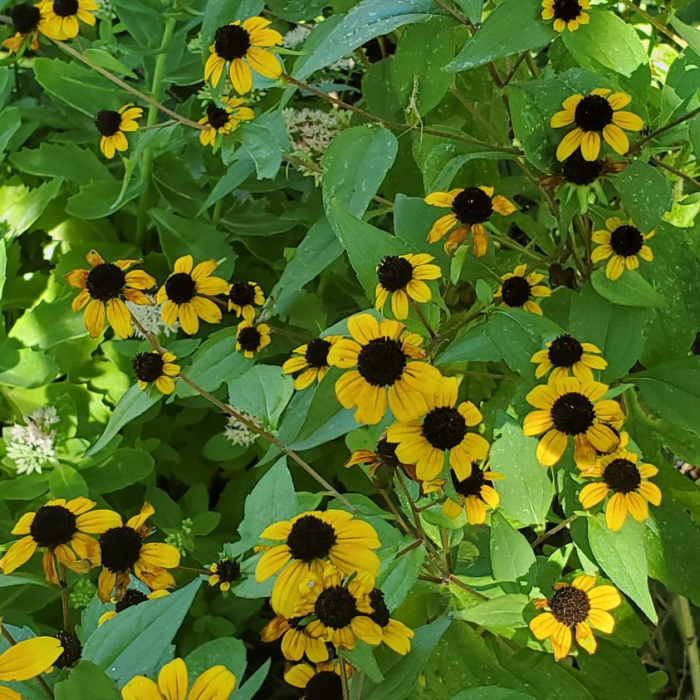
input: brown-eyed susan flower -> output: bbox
[204,17,282,94]
[227,280,264,321]
[345,435,408,480]
[541,0,590,32]
[0,497,121,584]
[327,314,442,425]
[255,510,380,619]
[208,558,241,592]
[494,264,551,315]
[156,255,229,335]
[442,461,504,525]
[199,97,254,147]
[0,635,64,686]
[2,3,45,54]
[425,186,517,257]
[97,503,180,602]
[591,217,654,281]
[374,254,441,320]
[38,0,97,40]
[236,320,271,358]
[284,661,347,700]
[387,376,489,482]
[579,449,662,530]
[293,564,382,651]
[552,89,644,161]
[121,658,236,700]
[98,588,169,626]
[282,336,340,390]
[51,631,81,670]
[367,588,414,655]
[65,250,155,339]
[529,574,621,660]
[94,105,142,159]
[523,377,624,470]
[132,351,180,395]
[531,335,607,385]
[262,614,329,663]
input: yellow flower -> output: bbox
[2,3,46,54]
[198,97,255,147]
[345,435,408,479]
[121,658,236,700]
[523,376,624,470]
[579,448,662,530]
[442,461,504,525]
[494,264,552,316]
[38,0,98,40]
[94,104,143,159]
[292,564,382,651]
[0,497,121,584]
[132,351,180,395]
[156,255,229,335]
[541,0,591,32]
[204,17,282,94]
[327,314,442,425]
[98,588,169,626]
[284,661,348,697]
[65,249,155,339]
[551,89,644,161]
[208,558,241,592]
[425,186,517,257]
[236,320,271,358]
[261,614,329,663]
[529,574,621,660]
[591,217,654,281]
[374,254,441,320]
[387,376,489,482]
[531,334,607,384]
[97,503,180,602]
[282,336,340,390]
[366,587,414,655]
[0,634,64,687]
[227,280,265,321]
[254,510,380,619]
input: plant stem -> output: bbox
[135,16,178,249]
[651,156,700,190]
[620,0,685,48]
[57,561,70,631]
[1,626,54,699]
[531,513,579,549]
[677,596,700,699]
[339,655,351,700]
[633,105,700,153]
[410,299,437,340]
[176,565,211,576]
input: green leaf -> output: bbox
[10,143,112,186]
[237,123,283,180]
[590,268,665,308]
[436,321,501,366]
[612,161,674,231]
[66,179,143,220]
[562,11,647,78]
[294,0,434,80]
[490,423,553,527]
[185,638,247,683]
[378,544,426,610]
[568,283,647,383]
[0,178,63,241]
[588,515,656,622]
[453,0,483,22]
[82,448,155,492]
[55,661,119,700]
[228,365,294,428]
[454,594,528,630]
[453,689,537,700]
[82,579,201,687]
[322,125,398,217]
[49,464,88,499]
[631,356,700,437]
[445,0,555,73]
[9,297,88,350]
[345,641,384,683]
[490,511,536,582]
[0,347,59,388]
[233,659,270,700]
[84,384,160,458]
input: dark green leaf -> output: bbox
[490,511,536,582]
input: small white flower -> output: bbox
[283,24,312,49]
[5,407,60,476]
[126,295,179,339]
[283,107,352,171]
[224,407,262,447]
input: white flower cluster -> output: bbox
[126,295,179,339]
[6,407,60,476]
[283,107,352,166]
[224,407,262,447]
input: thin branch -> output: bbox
[651,156,700,190]
[339,655,351,700]
[677,596,700,699]
[531,513,579,549]
[411,299,437,340]
[503,52,529,86]
[620,0,686,49]
[633,105,700,153]
[57,561,70,631]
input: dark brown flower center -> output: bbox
[452,464,484,497]
[315,586,357,629]
[115,588,149,612]
[369,588,391,628]
[551,392,595,435]
[377,256,414,292]
[53,631,82,669]
[451,187,493,225]
[100,526,142,573]
[562,151,603,185]
[94,110,122,137]
[306,671,343,700]
[53,0,79,17]
[238,326,262,352]
[553,0,583,21]
[30,505,77,549]
[86,262,126,301]
[214,24,251,61]
[11,4,41,34]
[287,515,337,562]
[575,95,614,132]
[357,337,406,387]
[376,437,401,468]
[550,586,590,626]
[422,406,467,450]
[165,272,196,304]
[132,353,164,383]
[610,225,643,257]
[305,338,331,368]
[603,458,641,494]
[547,334,584,368]
[501,276,532,308]
[214,558,241,583]
[207,104,230,130]
[228,281,257,307]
